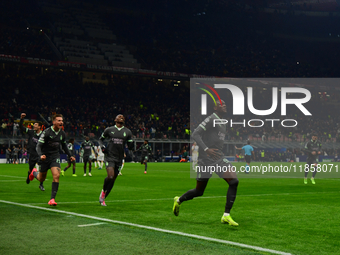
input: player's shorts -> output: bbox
[97,155,104,161]
[29,156,40,171]
[67,156,75,164]
[306,158,318,171]
[196,158,236,181]
[245,155,251,164]
[83,155,92,163]
[105,161,122,175]
[192,153,198,162]
[40,157,61,173]
[13,155,18,160]
[140,155,148,164]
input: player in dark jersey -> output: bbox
[29,114,75,206]
[12,146,20,164]
[135,140,152,174]
[61,138,77,177]
[173,100,239,226]
[98,114,133,206]
[6,147,11,163]
[81,136,97,177]
[304,133,322,185]
[19,113,45,191]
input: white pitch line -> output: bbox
[0,200,292,255]
[78,223,107,227]
[0,180,23,182]
[26,191,340,205]
[0,175,26,179]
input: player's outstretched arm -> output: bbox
[36,130,46,158]
[304,142,313,154]
[318,142,322,155]
[126,131,134,150]
[192,124,208,152]
[19,113,28,134]
[61,139,73,159]
[98,128,109,153]
[91,144,98,157]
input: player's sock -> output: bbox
[312,170,317,178]
[304,168,309,178]
[103,177,115,198]
[103,177,114,193]
[63,166,68,172]
[89,165,92,173]
[103,177,109,191]
[26,171,31,184]
[245,164,250,173]
[121,160,125,172]
[51,182,59,199]
[73,167,76,175]
[179,188,204,203]
[225,178,239,213]
[145,162,147,172]
[105,181,115,198]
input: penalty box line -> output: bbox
[0,200,292,255]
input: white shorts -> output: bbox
[192,153,198,161]
[97,155,104,161]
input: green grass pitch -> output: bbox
[1,162,340,255]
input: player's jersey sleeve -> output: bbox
[98,127,110,148]
[126,130,134,150]
[61,131,72,157]
[304,141,312,153]
[192,116,213,151]
[91,143,97,154]
[36,129,47,157]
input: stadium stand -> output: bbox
[1,0,340,158]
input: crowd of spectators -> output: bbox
[0,65,190,140]
[1,65,340,144]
